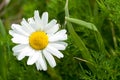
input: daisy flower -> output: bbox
[9,10,67,71]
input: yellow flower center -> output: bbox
[29,31,48,50]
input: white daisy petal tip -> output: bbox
[34,10,39,14]
[27,59,35,65]
[11,24,16,29]
[27,61,32,65]
[42,11,48,25]
[34,10,40,20]
[27,53,39,65]
[21,18,26,24]
[44,11,48,14]
[9,30,13,36]
[43,50,57,68]
[9,10,67,71]
[42,12,48,17]
[28,17,33,22]
[43,68,47,71]
[59,54,64,58]
[17,55,24,61]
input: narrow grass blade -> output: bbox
[74,57,94,66]
[65,16,110,57]
[65,0,95,73]
[0,20,6,38]
[65,17,98,31]
[0,20,7,80]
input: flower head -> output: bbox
[9,10,67,71]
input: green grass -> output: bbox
[1,0,120,80]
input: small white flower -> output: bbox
[9,10,67,71]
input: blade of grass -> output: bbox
[65,0,96,73]
[110,21,117,49]
[65,17,98,31]
[0,20,6,37]
[65,17,110,57]
[74,57,94,66]
[0,20,7,80]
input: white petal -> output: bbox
[49,29,67,42]
[43,50,56,68]
[23,47,34,56]
[28,18,38,31]
[13,52,20,57]
[10,24,29,36]
[14,46,34,60]
[28,17,35,24]
[46,24,59,34]
[42,12,48,26]
[30,22,43,31]
[11,24,21,30]
[49,42,67,50]
[21,18,34,34]
[55,29,67,36]
[37,52,47,71]
[34,10,41,23]
[12,44,27,53]
[56,42,68,47]
[45,19,57,29]
[34,10,43,30]
[11,34,29,44]
[35,61,42,70]
[9,30,18,36]
[9,30,27,41]
[27,51,39,65]
[17,52,26,60]
[45,45,64,58]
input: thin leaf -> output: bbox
[65,0,96,73]
[0,20,7,80]
[74,57,94,66]
[0,20,6,38]
[65,17,98,31]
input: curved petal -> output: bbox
[49,42,67,50]
[46,24,59,34]
[37,51,47,71]
[45,45,64,58]
[28,17,35,24]
[48,29,67,42]
[17,52,26,60]
[21,18,34,34]
[35,61,42,71]
[41,12,48,26]
[28,18,40,31]
[45,19,57,29]
[34,10,43,30]
[11,34,29,44]
[43,50,56,68]
[12,44,28,53]
[27,51,39,65]
[11,24,29,36]
[34,10,41,23]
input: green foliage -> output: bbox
[104,0,120,23]
[1,0,120,80]
[0,20,7,80]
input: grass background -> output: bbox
[1,0,120,80]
